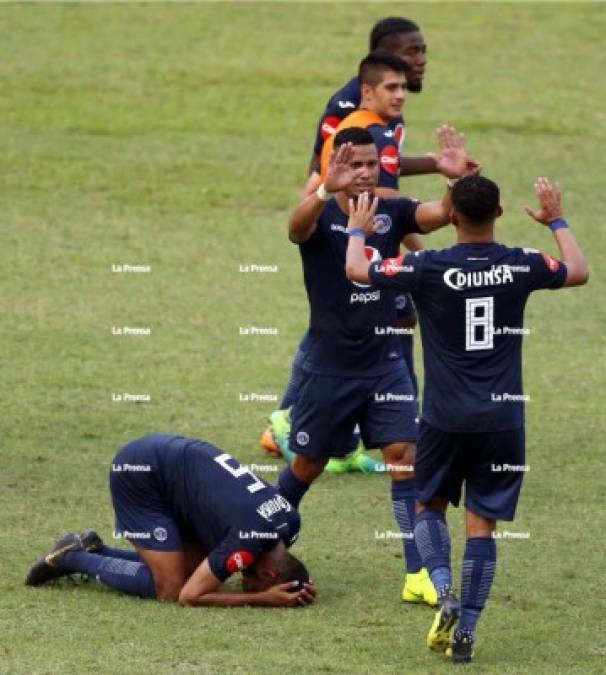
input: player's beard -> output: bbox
[407,80,423,93]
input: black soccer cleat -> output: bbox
[447,631,475,664]
[79,529,104,553]
[25,532,84,586]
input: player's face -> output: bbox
[368,71,407,121]
[390,31,427,93]
[346,143,380,196]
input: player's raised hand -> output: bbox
[261,581,317,607]
[429,125,478,179]
[324,142,355,193]
[347,191,379,236]
[524,177,564,225]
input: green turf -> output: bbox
[1,2,605,673]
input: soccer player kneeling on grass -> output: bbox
[345,176,588,662]
[25,433,315,608]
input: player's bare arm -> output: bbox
[178,558,316,608]
[524,177,589,287]
[344,191,380,284]
[289,143,355,243]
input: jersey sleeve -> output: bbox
[312,79,360,156]
[370,125,400,190]
[394,197,422,238]
[522,248,568,291]
[206,529,268,582]
[369,251,425,292]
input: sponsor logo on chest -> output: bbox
[443,264,528,290]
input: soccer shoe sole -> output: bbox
[427,596,461,652]
[446,643,475,664]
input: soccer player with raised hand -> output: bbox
[345,175,588,662]
[277,124,476,606]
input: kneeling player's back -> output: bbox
[369,242,567,433]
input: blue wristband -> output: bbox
[548,218,568,232]
[348,228,365,238]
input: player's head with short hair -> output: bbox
[358,51,408,122]
[241,542,310,593]
[334,126,375,149]
[359,51,409,88]
[369,17,427,92]
[451,175,503,229]
[333,127,380,197]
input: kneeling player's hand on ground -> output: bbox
[261,581,317,607]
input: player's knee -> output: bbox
[293,455,328,482]
[418,497,448,514]
[382,442,415,479]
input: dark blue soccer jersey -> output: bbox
[119,434,300,581]
[369,243,567,432]
[313,76,405,156]
[299,196,420,377]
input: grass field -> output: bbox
[1,2,605,673]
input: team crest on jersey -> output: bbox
[153,527,168,542]
[352,246,382,288]
[373,213,392,235]
[380,145,400,176]
[321,116,341,140]
[395,294,408,310]
[226,550,255,574]
[541,252,560,273]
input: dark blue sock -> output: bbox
[457,537,497,638]
[391,480,422,573]
[277,465,310,508]
[63,550,156,599]
[414,509,452,602]
[98,545,140,561]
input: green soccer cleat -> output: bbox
[325,455,353,474]
[446,631,475,664]
[426,593,461,652]
[348,446,386,474]
[402,567,438,606]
